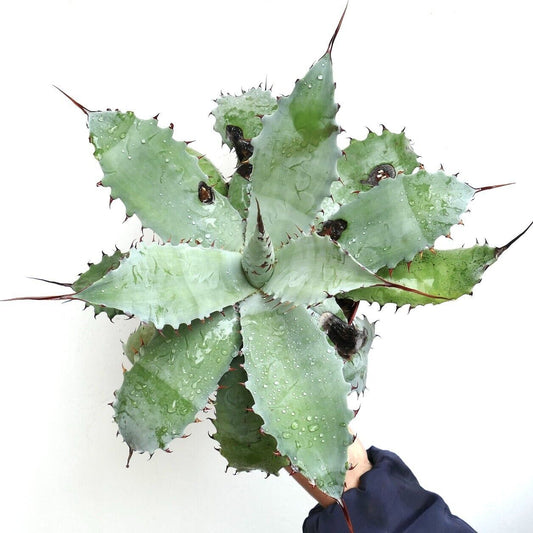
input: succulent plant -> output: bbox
[8,13,530,503]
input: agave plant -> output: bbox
[9,15,529,502]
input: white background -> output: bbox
[1,0,532,531]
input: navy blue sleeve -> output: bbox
[303,447,476,533]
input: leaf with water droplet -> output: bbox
[343,245,499,307]
[248,53,340,248]
[123,322,157,364]
[263,233,378,305]
[211,87,278,147]
[240,294,351,499]
[212,354,289,475]
[336,170,475,270]
[77,243,255,329]
[320,128,419,219]
[89,111,242,250]
[114,307,240,454]
[71,248,126,319]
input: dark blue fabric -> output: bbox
[303,447,476,533]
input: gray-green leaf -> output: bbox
[89,111,243,250]
[240,293,352,499]
[77,243,255,329]
[114,308,241,453]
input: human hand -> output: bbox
[343,437,373,492]
[303,446,476,532]
[287,436,373,508]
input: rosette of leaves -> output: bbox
[35,31,526,500]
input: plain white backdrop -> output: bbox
[1,0,532,531]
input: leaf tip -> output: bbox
[495,220,533,258]
[326,2,349,56]
[53,85,92,115]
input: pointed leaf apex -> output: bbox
[255,198,265,234]
[326,3,348,56]
[473,182,515,194]
[53,85,92,115]
[495,220,533,258]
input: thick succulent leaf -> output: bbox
[123,322,157,364]
[211,88,278,147]
[262,233,378,305]
[341,316,375,395]
[342,245,498,308]
[212,354,289,475]
[321,129,419,220]
[248,53,340,248]
[227,171,251,219]
[336,170,475,270]
[72,249,126,291]
[240,294,352,499]
[114,308,241,453]
[89,111,243,250]
[76,243,255,329]
[241,203,275,288]
[72,249,126,318]
[186,147,228,196]
[338,129,419,194]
